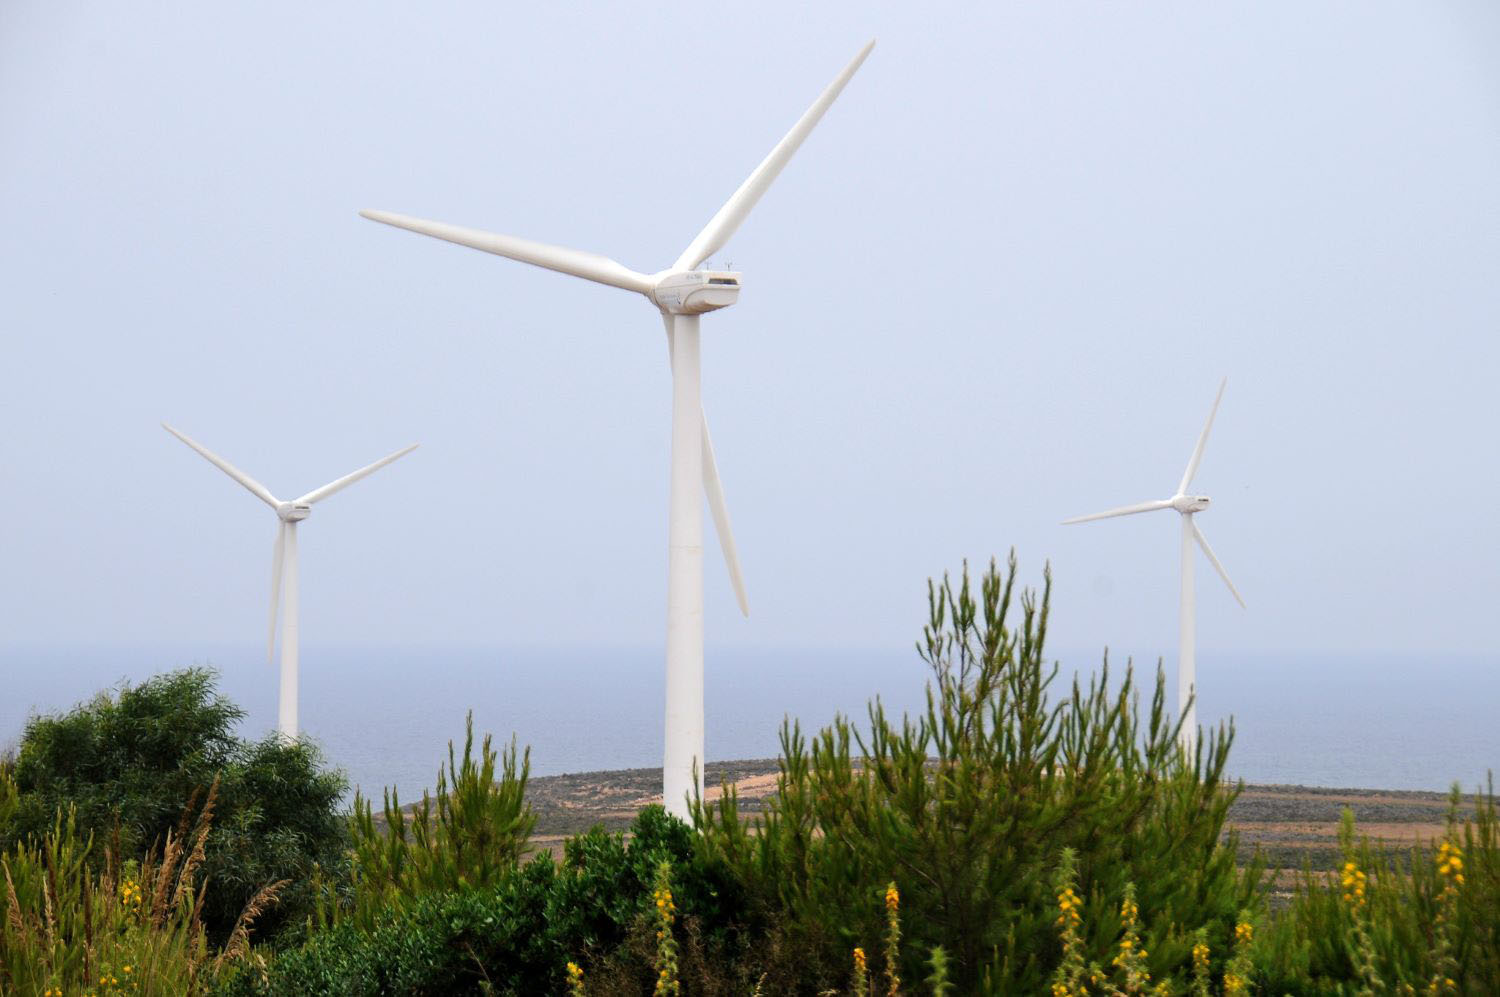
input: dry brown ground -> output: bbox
[523,762,1472,873]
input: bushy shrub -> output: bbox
[1256,782,1500,994]
[1,783,282,995]
[239,806,740,996]
[345,712,535,925]
[692,555,1262,993]
[4,668,348,945]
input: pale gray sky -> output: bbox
[3,1,1497,664]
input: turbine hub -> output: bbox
[1172,495,1211,513]
[650,270,742,315]
[277,502,312,522]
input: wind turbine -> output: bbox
[163,424,418,739]
[1062,379,1245,755]
[361,41,874,816]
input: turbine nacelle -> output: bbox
[1171,494,1211,514]
[277,502,312,522]
[649,270,742,315]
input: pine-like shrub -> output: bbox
[692,555,1262,993]
[345,711,535,925]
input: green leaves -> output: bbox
[252,807,729,996]
[2,668,348,947]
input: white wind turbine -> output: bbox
[361,41,874,816]
[163,424,418,739]
[1062,379,1245,755]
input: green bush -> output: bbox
[4,668,348,946]
[239,806,741,996]
[1256,783,1500,994]
[345,712,535,925]
[2,785,283,995]
[692,555,1262,993]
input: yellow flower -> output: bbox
[885,884,900,911]
[1235,921,1253,945]
[853,947,867,971]
[1340,862,1368,907]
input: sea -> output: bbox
[2,645,1496,803]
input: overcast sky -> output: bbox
[3,2,1497,667]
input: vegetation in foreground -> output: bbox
[1,555,1496,994]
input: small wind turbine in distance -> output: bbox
[162,424,418,739]
[361,40,875,817]
[1062,379,1246,756]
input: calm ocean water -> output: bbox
[3,644,1496,802]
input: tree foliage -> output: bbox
[3,668,347,945]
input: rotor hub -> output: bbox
[277,502,312,522]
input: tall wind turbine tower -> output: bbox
[362,41,874,816]
[1062,380,1246,755]
[164,425,418,738]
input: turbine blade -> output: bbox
[1192,521,1246,609]
[295,443,419,506]
[162,423,279,509]
[360,210,654,294]
[1061,499,1173,525]
[672,39,875,272]
[1178,378,1227,495]
[701,412,749,617]
[268,522,286,665]
[663,313,749,615]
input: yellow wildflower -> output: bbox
[852,947,869,993]
[1341,861,1368,908]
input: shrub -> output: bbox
[243,806,739,996]
[1257,782,1500,993]
[344,712,534,925]
[692,555,1262,993]
[4,668,348,945]
[0,783,282,995]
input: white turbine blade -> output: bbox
[1192,521,1246,609]
[268,522,286,665]
[295,443,419,506]
[701,412,749,617]
[662,314,749,614]
[360,211,654,294]
[1178,378,1227,495]
[1061,499,1173,525]
[672,39,875,272]
[162,423,279,509]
